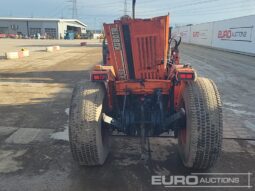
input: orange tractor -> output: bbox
[69,1,223,170]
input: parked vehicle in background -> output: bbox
[0,34,17,38]
[0,33,7,38]
[64,31,75,40]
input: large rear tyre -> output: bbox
[69,81,109,166]
[178,77,223,170]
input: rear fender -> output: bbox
[91,65,116,82]
[175,66,197,82]
[171,65,197,111]
[91,65,116,111]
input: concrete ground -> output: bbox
[0,39,254,191]
[0,38,100,54]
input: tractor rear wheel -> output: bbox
[178,77,223,170]
[69,81,109,166]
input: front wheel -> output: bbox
[178,77,223,170]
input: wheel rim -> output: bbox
[102,120,109,146]
[179,127,186,145]
[178,98,187,146]
[101,97,110,148]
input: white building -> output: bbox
[0,17,87,39]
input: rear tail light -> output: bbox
[178,73,194,80]
[92,74,108,81]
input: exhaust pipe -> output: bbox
[132,0,136,19]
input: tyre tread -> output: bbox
[69,80,108,166]
[180,77,223,170]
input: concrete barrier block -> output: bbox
[22,50,30,57]
[18,51,24,58]
[46,46,60,52]
[54,46,60,51]
[5,52,19,59]
[46,47,54,52]
[20,48,30,57]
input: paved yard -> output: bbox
[0,40,254,191]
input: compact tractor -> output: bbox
[69,1,223,170]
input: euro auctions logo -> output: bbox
[151,173,253,188]
[217,26,253,42]
[152,175,198,186]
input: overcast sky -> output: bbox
[0,0,255,29]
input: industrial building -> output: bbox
[0,17,87,39]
